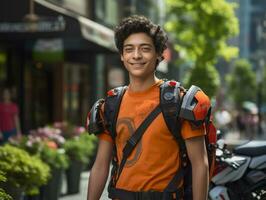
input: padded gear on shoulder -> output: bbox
[87,99,105,135]
[179,85,211,123]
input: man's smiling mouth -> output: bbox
[130,62,146,65]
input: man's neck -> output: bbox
[128,75,159,92]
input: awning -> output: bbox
[34,0,116,52]
[0,0,117,53]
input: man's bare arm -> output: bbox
[185,136,209,200]
[87,139,113,200]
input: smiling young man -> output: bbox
[87,15,209,200]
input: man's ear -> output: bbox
[120,54,124,62]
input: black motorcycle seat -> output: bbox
[233,141,266,157]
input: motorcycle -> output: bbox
[209,133,266,200]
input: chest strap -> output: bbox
[115,104,161,184]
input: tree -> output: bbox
[226,59,257,107]
[165,0,239,97]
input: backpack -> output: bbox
[89,80,217,199]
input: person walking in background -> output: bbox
[87,15,210,200]
[0,87,22,145]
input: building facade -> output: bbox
[0,0,166,132]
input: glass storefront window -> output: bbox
[24,63,54,129]
[63,63,90,125]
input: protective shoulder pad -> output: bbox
[86,99,105,135]
[179,85,210,122]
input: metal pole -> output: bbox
[24,0,39,22]
[29,0,34,15]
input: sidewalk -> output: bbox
[59,171,109,200]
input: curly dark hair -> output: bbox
[114,15,168,58]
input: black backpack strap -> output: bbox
[160,81,186,151]
[115,104,161,184]
[160,81,191,198]
[104,86,127,192]
[104,86,127,140]
[160,81,182,138]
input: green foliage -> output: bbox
[226,59,257,107]
[9,135,69,170]
[184,64,220,97]
[165,0,239,97]
[40,146,69,170]
[10,135,44,155]
[63,134,97,164]
[0,145,50,195]
[0,171,12,200]
[0,170,6,182]
[0,189,12,200]
[166,0,238,63]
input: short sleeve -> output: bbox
[97,130,114,144]
[181,120,205,140]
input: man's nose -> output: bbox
[133,49,142,59]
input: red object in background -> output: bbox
[163,48,171,62]
[208,122,217,144]
[0,102,19,131]
[46,140,58,149]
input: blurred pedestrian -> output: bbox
[0,87,22,145]
[214,108,232,134]
[87,15,209,200]
[236,110,246,135]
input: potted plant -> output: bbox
[38,145,68,200]
[0,171,12,200]
[0,145,50,200]
[63,131,97,194]
[8,127,69,200]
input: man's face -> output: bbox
[121,33,159,79]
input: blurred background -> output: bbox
[0,0,265,140]
[0,0,266,199]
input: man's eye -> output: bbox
[142,47,151,52]
[124,48,133,52]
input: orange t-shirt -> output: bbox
[99,80,205,192]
